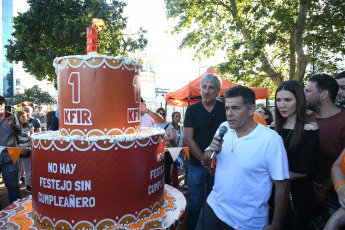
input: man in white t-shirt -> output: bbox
[196,85,290,230]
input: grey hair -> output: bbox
[23,106,33,112]
[200,73,222,91]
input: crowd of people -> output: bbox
[140,71,345,230]
[1,71,345,230]
[0,100,59,209]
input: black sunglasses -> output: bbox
[209,113,215,128]
[159,112,165,116]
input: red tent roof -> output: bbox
[165,68,270,107]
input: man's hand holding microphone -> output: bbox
[202,126,228,176]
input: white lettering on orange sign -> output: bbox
[127,108,140,123]
[64,108,92,125]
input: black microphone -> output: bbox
[209,126,228,160]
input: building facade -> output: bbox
[1,0,15,98]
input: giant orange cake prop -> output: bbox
[15,20,187,229]
[56,55,142,136]
[1,185,186,229]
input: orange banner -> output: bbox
[7,147,24,164]
[183,147,189,159]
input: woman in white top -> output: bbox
[171,112,184,148]
[155,108,175,185]
[170,111,185,187]
[16,111,34,192]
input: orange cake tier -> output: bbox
[30,129,167,229]
[0,185,186,229]
[53,54,142,136]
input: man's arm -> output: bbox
[5,115,21,135]
[33,118,41,132]
[184,127,204,162]
[203,135,223,166]
[140,103,163,124]
[332,148,345,208]
[265,179,290,230]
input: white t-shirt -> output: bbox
[207,122,289,230]
[140,113,155,127]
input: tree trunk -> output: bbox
[294,2,309,82]
[221,0,284,86]
[289,31,296,80]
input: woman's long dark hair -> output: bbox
[171,111,181,128]
[274,80,310,149]
[16,111,29,128]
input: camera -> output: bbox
[5,105,12,113]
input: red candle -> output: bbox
[87,26,97,54]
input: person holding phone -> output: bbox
[0,95,22,210]
[5,105,12,113]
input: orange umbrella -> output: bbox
[165,68,270,107]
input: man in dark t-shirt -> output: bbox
[184,73,226,230]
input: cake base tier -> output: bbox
[0,185,186,230]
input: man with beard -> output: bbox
[184,73,227,230]
[335,71,345,109]
[304,74,345,204]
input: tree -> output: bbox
[5,68,14,98]
[164,0,345,87]
[6,0,147,85]
[11,85,57,105]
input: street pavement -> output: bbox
[0,175,31,210]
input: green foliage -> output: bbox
[5,68,14,98]
[10,85,57,105]
[165,0,345,87]
[6,0,147,86]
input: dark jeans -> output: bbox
[187,164,214,230]
[196,202,235,230]
[184,154,189,185]
[0,161,21,210]
[164,151,173,185]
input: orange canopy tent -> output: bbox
[165,68,270,107]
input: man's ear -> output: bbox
[249,104,256,116]
[320,89,329,102]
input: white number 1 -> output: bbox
[133,75,140,103]
[68,72,80,104]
